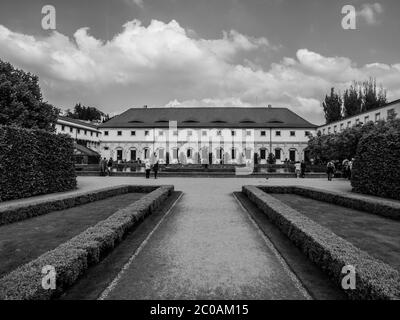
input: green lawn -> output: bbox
[270,193,400,271]
[0,192,145,278]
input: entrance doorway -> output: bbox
[130,149,136,161]
[117,149,123,161]
[289,149,296,162]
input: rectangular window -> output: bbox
[340,123,344,130]
[364,116,369,123]
[96,133,99,137]
[187,130,192,136]
[217,130,222,136]
[275,131,281,136]
[159,131,164,136]
[246,130,251,136]
[84,130,87,135]
[231,130,235,136]
[61,125,65,131]
[355,119,359,125]
[323,129,325,134]
[131,131,136,136]
[173,130,178,136]
[70,127,73,133]
[305,131,310,136]
[328,127,331,133]
[334,126,337,133]
[290,131,295,136]
[375,113,380,121]
[260,131,266,136]
[347,121,351,127]
[77,129,81,134]
[387,109,395,119]
[187,149,192,158]
[117,131,122,136]
[202,131,207,136]
[104,131,109,136]
[145,130,149,136]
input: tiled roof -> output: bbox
[99,107,317,129]
[57,116,100,130]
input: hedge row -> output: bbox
[0,125,77,201]
[0,185,174,300]
[351,126,400,200]
[243,185,400,300]
[259,185,400,221]
[0,185,160,226]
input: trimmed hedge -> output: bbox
[0,185,160,226]
[0,125,77,201]
[351,125,400,200]
[0,185,174,300]
[259,185,400,221]
[243,185,400,300]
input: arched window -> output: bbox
[143,148,150,159]
[216,147,223,159]
[274,148,282,160]
[158,148,165,160]
[259,148,267,160]
[115,147,123,161]
[186,148,193,158]
[289,148,297,162]
[130,148,137,161]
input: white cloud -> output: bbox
[0,19,399,125]
[357,3,384,25]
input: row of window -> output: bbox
[321,109,396,134]
[61,125,99,137]
[103,129,310,137]
[110,147,297,162]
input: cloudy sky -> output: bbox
[0,0,399,124]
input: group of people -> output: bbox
[145,154,159,179]
[325,158,354,181]
[294,161,307,178]
[100,154,159,179]
[99,157,114,176]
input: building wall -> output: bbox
[99,127,314,164]
[55,120,101,152]
[317,101,400,135]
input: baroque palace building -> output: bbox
[98,106,317,164]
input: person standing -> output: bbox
[99,157,104,176]
[107,157,113,176]
[294,161,301,178]
[145,160,151,179]
[326,160,335,181]
[300,160,306,178]
[153,160,159,179]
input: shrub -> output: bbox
[243,185,400,300]
[351,120,400,200]
[0,125,77,201]
[0,185,174,300]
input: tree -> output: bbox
[343,82,362,117]
[0,59,59,132]
[267,153,276,164]
[323,88,342,124]
[361,77,387,112]
[67,103,107,121]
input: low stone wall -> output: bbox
[259,185,400,221]
[0,185,160,226]
[243,185,400,300]
[0,185,174,300]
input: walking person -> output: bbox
[348,158,354,180]
[326,160,335,181]
[107,157,113,176]
[300,160,306,178]
[153,160,159,179]
[99,157,105,176]
[145,160,151,179]
[294,161,301,178]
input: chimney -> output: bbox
[267,104,272,108]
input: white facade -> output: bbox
[317,100,400,135]
[99,127,315,164]
[55,117,102,152]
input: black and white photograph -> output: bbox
[0,0,399,312]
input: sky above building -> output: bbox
[0,0,399,124]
